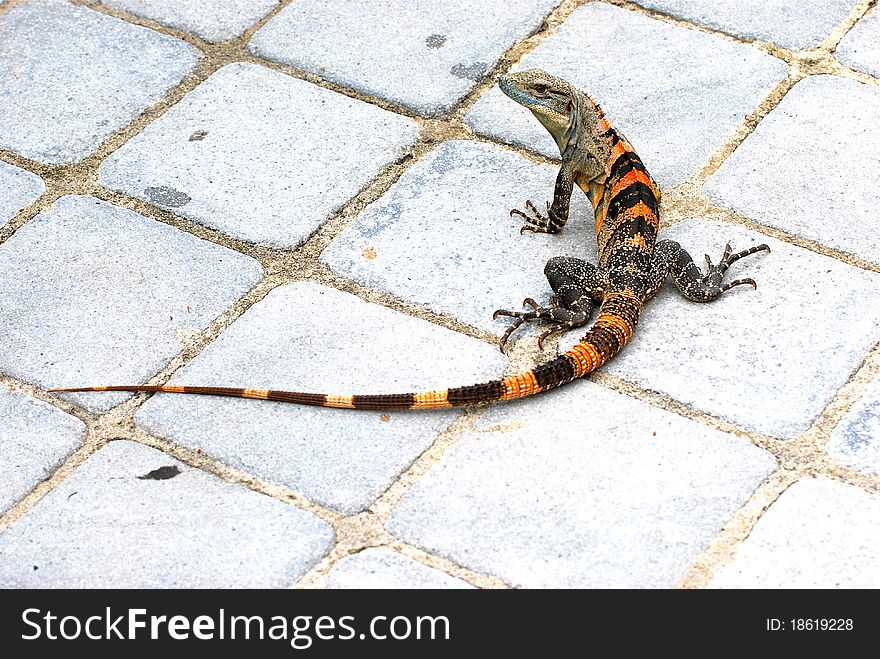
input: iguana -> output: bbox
[52,70,769,410]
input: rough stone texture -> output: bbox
[827,375,880,477]
[388,379,775,588]
[706,76,880,265]
[0,386,85,514]
[836,7,880,77]
[631,0,858,49]
[100,62,419,248]
[322,548,473,589]
[321,140,593,336]
[0,0,201,164]
[0,195,263,412]
[248,0,558,117]
[0,441,334,588]
[0,160,44,229]
[709,478,880,588]
[580,220,880,439]
[101,0,279,43]
[465,2,787,188]
[134,282,507,514]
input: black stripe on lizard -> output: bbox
[52,70,769,410]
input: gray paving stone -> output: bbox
[837,8,880,80]
[134,282,507,514]
[0,195,263,412]
[100,62,418,248]
[465,2,787,188]
[631,0,858,49]
[0,386,85,514]
[0,160,44,229]
[248,0,558,117]
[100,0,279,43]
[827,375,880,477]
[580,220,880,439]
[0,441,334,587]
[321,140,593,336]
[0,0,201,164]
[323,548,473,589]
[709,478,880,588]
[705,76,880,265]
[388,380,775,588]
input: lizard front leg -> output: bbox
[494,256,604,350]
[647,239,770,302]
[511,163,574,234]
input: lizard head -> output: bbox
[498,69,603,160]
[498,69,579,148]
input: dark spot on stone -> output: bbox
[426,34,447,48]
[145,186,191,208]
[451,62,488,81]
[33,565,38,571]
[189,129,208,141]
[137,465,181,481]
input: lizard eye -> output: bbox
[532,83,550,95]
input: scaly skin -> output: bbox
[52,70,769,410]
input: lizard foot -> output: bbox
[510,200,560,234]
[493,297,583,351]
[693,243,771,300]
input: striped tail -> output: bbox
[51,292,642,410]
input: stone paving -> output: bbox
[0,0,878,589]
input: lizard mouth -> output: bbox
[497,75,521,101]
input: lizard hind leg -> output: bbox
[493,256,602,351]
[652,239,770,302]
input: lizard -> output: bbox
[52,69,769,410]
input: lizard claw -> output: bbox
[692,243,770,301]
[719,277,757,293]
[510,198,559,234]
[493,298,546,350]
[494,297,580,351]
[536,324,570,350]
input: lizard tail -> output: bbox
[51,292,641,410]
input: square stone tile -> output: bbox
[631,0,859,49]
[322,548,473,589]
[100,62,418,248]
[134,282,508,515]
[705,76,880,265]
[466,2,787,188]
[388,380,775,588]
[0,195,263,412]
[827,375,880,477]
[709,478,880,588]
[836,7,880,77]
[321,140,593,336]
[0,160,44,229]
[589,220,880,439]
[249,0,559,116]
[0,386,85,514]
[0,0,201,164]
[100,0,279,43]
[0,441,334,587]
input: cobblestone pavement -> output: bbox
[1,0,879,589]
